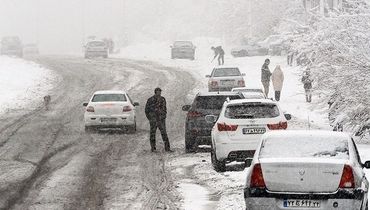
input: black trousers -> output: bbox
[275,91,281,101]
[149,120,170,150]
[218,54,224,65]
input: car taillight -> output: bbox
[86,106,95,112]
[339,165,355,188]
[267,121,288,130]
[122,106,132,112]
[209,80,218,86]
[217,123,238,131]
[238,80,245,86]
[187,111,203,118]
[250,163,266,188]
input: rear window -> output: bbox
[174,41,193,47]
[193,95,241,110]
[213,68,241,77]
[225,103,279,119]
[259,137,349,159]
[88,41,105,47]
[92,94,127,102]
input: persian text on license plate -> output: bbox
[242,127,266,134]
[101,118,117,123]
[283,200,320,208]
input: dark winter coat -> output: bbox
[213,46,225,57]
[301,75,313,90]
[261,63,272,83]
[145,95,167,122]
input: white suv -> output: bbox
[83,90,139,133]
[206,99,291,172]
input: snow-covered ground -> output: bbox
[118,39,370,210]
[0,56,57,115]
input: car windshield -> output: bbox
[174,41,193,47]
[260,136,350,159]
[194,95,241,110]
[225,103,279,119]
[92,94,127,102]
[232,88,263,93]
[88,41,105,47]
[213,68,241,77]
[242,92,265,99]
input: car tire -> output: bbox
[127,121,137,134]
[185,132,196,153]
[211,149,226,172]
[85,126,94,133]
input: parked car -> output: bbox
[23,43,39,55]
[84,40,108,59]
[170,41,196,60]
[207,66,246,92]
[231,87,266,99]
[230,45,268,57]
[182,91,244,153]
[244,130,369,210]
[83,90,139,133]
[258,34,293,56]
[1,36,23,57]
[206,98,291,172]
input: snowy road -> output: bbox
[0,56,196,209]
[1,55,369,210]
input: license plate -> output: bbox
[283,200,320,208]
[221,80,234,86]
[101,118,117,123]
[242,127,266,134]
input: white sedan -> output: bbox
[83,90,139,133]
[244,130,370,210]
[206,98,291,172]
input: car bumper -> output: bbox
[214,136,261,161]
[84,114,135,127]
[208,85,245,92]
[244,188,365,210]
[172,52,194,58]
[85,51,107,56]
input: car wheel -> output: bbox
[185,132,196,153]
[211,149,226,172]
[85,126,94,133]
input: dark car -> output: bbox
[231,44,268,57]
[1,36,23,57]
[182,91,244,153]
[171,41,196,60]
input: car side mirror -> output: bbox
[363,161,370,169]
[241,73,246,76]
[284,113,292,120]
[133,102,140,106]
[205,115,217,123]
[83,102,88,107]
[182,105,191,111]
[206,75,211,78]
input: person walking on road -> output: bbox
[301,70,313,103]
[271,65,284,101]
[261,58,272,98]
[145,87,172,152]
[211,46,225,65]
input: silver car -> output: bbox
[244,130,369,210]
[84,40,108,59]
[207,66,246,92]
[231,87,266,99]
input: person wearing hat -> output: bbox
[145,87,172,152]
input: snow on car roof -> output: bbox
[93,90,127,95]
[214,66,239,69]
[259,130,351,160]
[197,91,242,96]
[226,98,275,105]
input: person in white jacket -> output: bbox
[271,65,284,101]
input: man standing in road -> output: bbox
[261,58,272,98]
[145,87,172,152]
[211,46,225,65]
